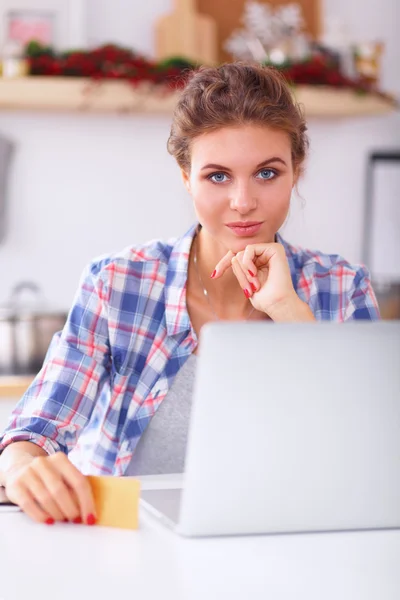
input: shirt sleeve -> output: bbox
[0,260,112,457]
[343,265,381,321]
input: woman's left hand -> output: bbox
[213,242,315,322]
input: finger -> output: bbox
[238,248,259,282]
[26,463,67,522]
[31,458,81,522]
[235,254,261,294]
[212,250,235,279]
[50,453,97,525]
[234,252,260,293]
[231,256,253,298]
[8,481,53,524]
[244,243,281,270]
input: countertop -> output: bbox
[0,375,33,398]
[1,506,399,599]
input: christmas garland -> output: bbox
[25,42,195,88]
[265,53,394,103]
[24,41,397,104]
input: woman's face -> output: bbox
[182,124,297,253]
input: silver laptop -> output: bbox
[140,320,400,537]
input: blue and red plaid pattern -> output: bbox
[0,224,380,475]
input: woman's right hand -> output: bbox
[5,452,97,525]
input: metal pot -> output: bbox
[0,282,68,375]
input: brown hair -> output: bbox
[167,61,309,176]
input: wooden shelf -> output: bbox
[0,77,178,114]
[0,77,397,117]
[294,85,397,117]
[0,375,34,398]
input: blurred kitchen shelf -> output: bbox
[0,375,33,398]
[0,77,178,114]
[294,85,397,117]
[0,77,397,117]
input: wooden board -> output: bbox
[154,0,218,65]
[198,0,321,63]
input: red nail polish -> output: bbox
[210,270,216,278]
[73,516,82,524]
[244,289,251,299]
[250,282,257,293]
[63,518,69,523]
[87,514,96,526]
[248,270,255,277]
[45,517,55,525]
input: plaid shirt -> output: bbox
[0,224,380,475]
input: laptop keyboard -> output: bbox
[140,488,182,524]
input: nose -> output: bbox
[229,182,257,214]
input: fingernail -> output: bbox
[87,513,96,526]
[45,518,55,525]
[244,289,251,299]
[250,282,257,293]
[248,270,255,277]
[63,518,69,523]
[210,270,216,278]
[73,516,82,524]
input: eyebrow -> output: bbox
[201,157,287,171]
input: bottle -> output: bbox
[1,38,29,78]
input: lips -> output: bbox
[226,221,262,227]
[226,221,263,237]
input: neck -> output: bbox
[193,227,253,317]
[174,0,195,13]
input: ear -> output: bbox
[181,168,191,193]
[292,165,300,189]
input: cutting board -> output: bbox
[154,0,218,65]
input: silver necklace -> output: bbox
[193,235,256,321]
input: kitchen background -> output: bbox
[0,0,399,419]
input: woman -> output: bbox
[0,62,379,526]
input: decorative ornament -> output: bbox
[0,38,29,78]
[353,42,384,88]
[224,1,310,65]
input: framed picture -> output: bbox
[6,10,55,46]
[362,152,400,284]
[0,0,87,51]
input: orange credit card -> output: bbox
[87,475,140,530]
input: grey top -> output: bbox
[124,354,197,476]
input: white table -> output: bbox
[0,508,399,600]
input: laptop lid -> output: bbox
[178,321,400,537]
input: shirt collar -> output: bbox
[276,231,298,290]
[164,225,298,337]
[164,223,198,337]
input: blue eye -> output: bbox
[257,169,277,180]
[208,172,229,183]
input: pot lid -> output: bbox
[0,281,67,318]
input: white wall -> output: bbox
[0,0,399,310]
[0,112,194,309]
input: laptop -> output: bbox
[140,320,400,537]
